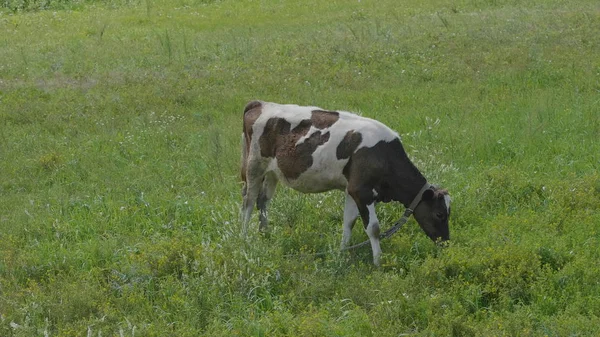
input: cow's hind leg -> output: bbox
[256,172,278,233]
[241,181,260,235]
[241,161,266,236]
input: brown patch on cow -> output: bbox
[311,110,339,129]
[336,130,362,159]
[258,117,330,180]
[293,119,313,134]
[259,118,290,158]
[243,101,263,142]
[279,130,330,179]
[242,101,264,183]
[244,100,262,114]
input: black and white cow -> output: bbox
[241,100,450,265]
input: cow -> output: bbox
[240,100,450,266]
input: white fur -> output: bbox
[341,191,359,249]
[250,102,399,193]
[365,203,382,266]
[444,194,451,212]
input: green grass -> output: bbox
[1,0,599,335]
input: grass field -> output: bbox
[1,0,599,335]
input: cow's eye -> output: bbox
[436,212,446,220]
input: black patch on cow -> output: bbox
[258,117,330,180]
[311,110,339,129]
[374,181,393,203]
[336,130,362,159]
[343,138,426,206]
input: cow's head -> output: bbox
[412,187,450,243]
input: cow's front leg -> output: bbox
[341,190,359,249]
[363,202,381,266]
[349,189,381,266]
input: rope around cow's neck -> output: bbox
[341,182,430,251]
[283,182,431,258]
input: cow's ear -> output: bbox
[422,189,434,201]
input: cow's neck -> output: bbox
[388,141,428,208]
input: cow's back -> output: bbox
[247,102,399,193]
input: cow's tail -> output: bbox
[240,132,248,184]
[240,123,249,197]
